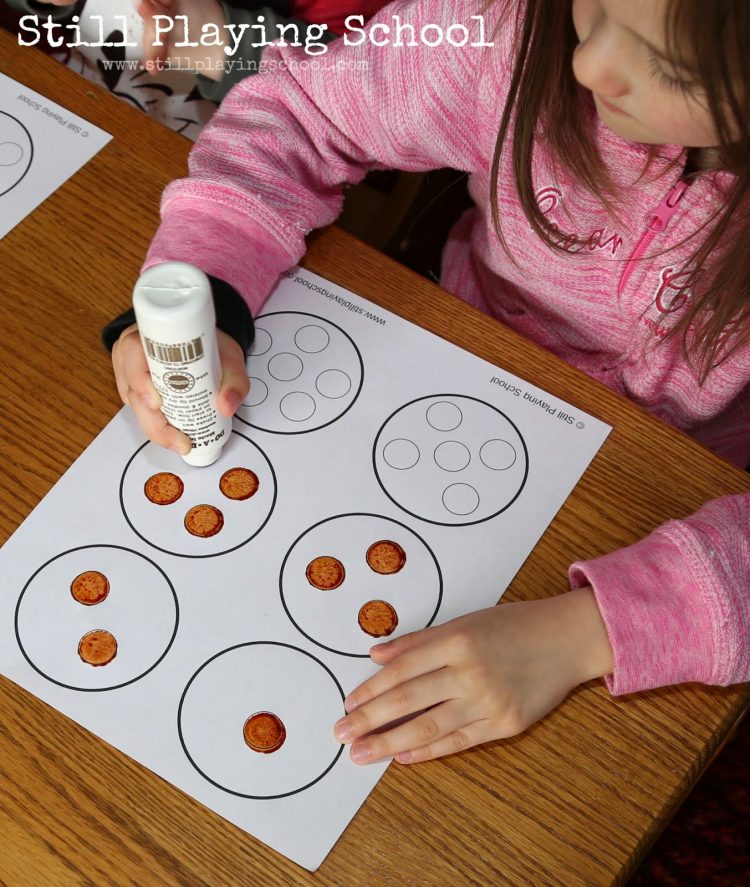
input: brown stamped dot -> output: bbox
[243,712,286,753]
[366,540,406,575]
[144,472,184,505]
[184,504,224,538]
[305,555,345,590]
[78,629,118,666]
[219,467,260,501]
[358,600,399,638]
[70,570,110,606]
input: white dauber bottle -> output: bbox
[133,262,231,467]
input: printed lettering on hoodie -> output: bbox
[536,185,624,256]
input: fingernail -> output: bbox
[334,718,353,742]
[344,694,359,712]
[225,390,241,413]
[146,394,161,410]
[170,442,190,455]
[350,743,370,764]
[395,750,412,764]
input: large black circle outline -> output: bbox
[119,430,278,559]
[14,544,179,692]
[0,111,33,197]
[372,394,530,527]
[177,641,345,799]
[236,311,364,435]
[280,513,443,658]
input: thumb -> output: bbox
[139,0,174,12]
[216,330,249,417]
[138,0,174,65]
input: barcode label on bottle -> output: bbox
[144,336,204,365]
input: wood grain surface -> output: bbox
[1,29,749,887]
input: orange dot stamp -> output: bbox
[78,629,118,666]
[366,540,406,575]
[184,504,224,538]
[144,472,184,505]
[70,570,109,605]
[305,555,345,590]
[219,467,260,501]
[358,600,398,637]
[243,712,286,753]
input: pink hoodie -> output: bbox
[145,0,750,695]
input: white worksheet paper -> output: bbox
[0,268,611,870]
[0,72,111,238]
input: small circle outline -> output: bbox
[382,438,421,471]
[433,439,471,473]
[279,390,317,422]
[442,482,481,516]
[426,400,464,432]
[0,140,23,167]
[267,351,304,382]
[243,376,268,408]
[250,327,273,356]
[315,369,352,400]
[294,324,331,354]
[479,438,518,472]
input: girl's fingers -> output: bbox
[216,333,250,417]
[138,2,157,64]
[393,718,495,765]
[125,364,160,409]
[344,630,449,714]
[139,0,173,66]
[127,392,191,453]
[335,668,454,744]
[368,618,461,665]
[112,326,156,407]
[368,628,431,665]
[112,323,191,453]
[345,700,480,765]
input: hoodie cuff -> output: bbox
[568,530,716,696]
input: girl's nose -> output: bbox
[572,26,630,98]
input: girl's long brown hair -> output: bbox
[491,0,750,381]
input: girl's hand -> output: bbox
[137,0,228,81]
[334,587,614,764]
[111,323,249,453]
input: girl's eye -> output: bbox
[647,51,695,94]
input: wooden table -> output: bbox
[1,28,748,887]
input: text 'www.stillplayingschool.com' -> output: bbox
[17,13,495,58]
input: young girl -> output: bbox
[110,0,750,766]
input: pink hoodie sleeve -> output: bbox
[569,492,750,694]
[144,0,505,314]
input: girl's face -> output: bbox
[571,0,718,147]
